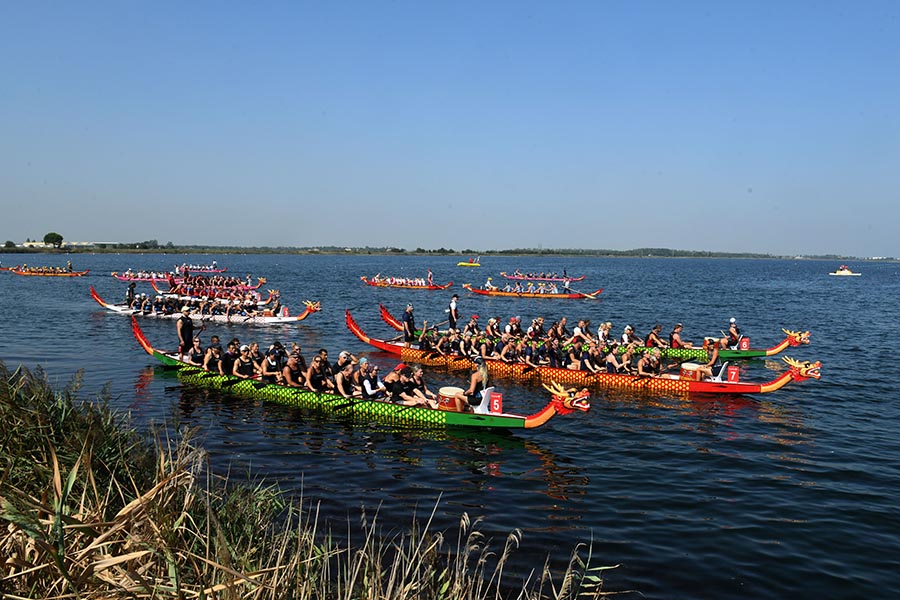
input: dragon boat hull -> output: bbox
[360,276,453,290]
[346,310,821,395]
[462,283,602,300]
[91,286,320,325]
[131,318,589,430]
[499,272,586,282]
[10,269,89,277]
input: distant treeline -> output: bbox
[0,241,884,261]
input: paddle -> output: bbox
[425,319,450,331]
[565,285,599,299]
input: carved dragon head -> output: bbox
[542,381,591,414]
[782,357,821,381]
[303,300,322,313]
[782,328,811,347]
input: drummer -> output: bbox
[696,338,724,380]
[452,356,490,412]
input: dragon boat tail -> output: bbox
[131,317,590,430]
[346,310,822,395]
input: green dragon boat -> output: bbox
[131,317,590,430]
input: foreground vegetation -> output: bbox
[0,362,624,599]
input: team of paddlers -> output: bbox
[9,262,76,274]
[484,278,568,294]
[403,305,743,377]
[180,331,440,409]
[366,271,435,287]
[127,287,280,318]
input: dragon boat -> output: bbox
[132,317,590,430]
[499,272,586,282]
[346,310,822,395]
[378,305,809,362]
[91,286,321,325]
[360,276,453,290]
[150,278,266,294]
[176,263,227,273]
[113,272,181,283]
[641,329,812,361]
[10,267,89,277]
[462,283,602,300]
[150,288,277,306]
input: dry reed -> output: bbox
[0,362,628,599]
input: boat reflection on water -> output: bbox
[130,366,157,409]
[599,382,805,442]
[144,365,589,508]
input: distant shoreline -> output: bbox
[0,246,892,261]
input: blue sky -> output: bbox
[2,2,897,257]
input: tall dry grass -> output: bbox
[0,362,627,599]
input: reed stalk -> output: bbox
[0,361,628,599]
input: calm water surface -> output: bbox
[2,253,899,599]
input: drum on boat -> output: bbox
[679,362,702,381]
[438,386,464,411]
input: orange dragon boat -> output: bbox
[10,266,89,277]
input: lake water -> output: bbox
[2,252,899,599]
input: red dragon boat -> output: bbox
[131,317,590,430]
[175,263,227,274]
[150,278,267,295]
[499,272,586,282]
[360,276,452,290]
[462,283,602,300]
[10,266,89,277]
[346,310,822,395]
